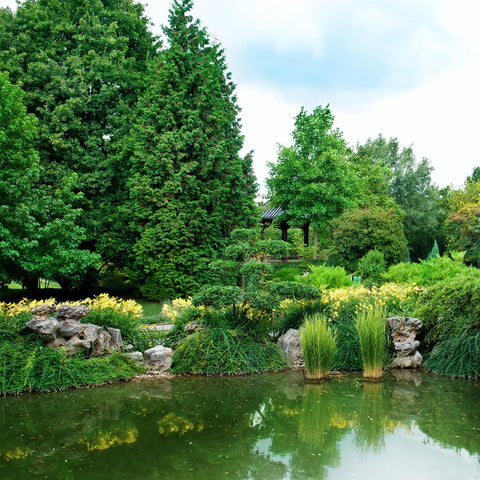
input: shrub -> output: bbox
[170,328,289,374]
[426,331,480,378]
[298,264,352,290]
[300,313,337,380]
[357,250,386,287]
[355,304,388,378]
[384,252,467,287]
[269,281,321,301]
[272,267,302,283]
[416,268,480,347]
[274,299,324,333]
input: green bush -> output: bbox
[0,339,142,395]
[274,300,324,334]
[417,268,480,347]
[357,250,386,287]
[269,281,321,301]
[298,264,352,290]
[170,328,289,374]
[384,252,467,287]
[300,313,337,380]
[273,267,302,283]
[426,331,480,378]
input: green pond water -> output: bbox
[1,370,479,480]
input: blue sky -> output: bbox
[2,0,479,193]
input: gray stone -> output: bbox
[31,304,57,320]
[123,351,144,365]
[184,323,205,334]
[394,340,421,356]
[387,316,423,343]
[56,305,90,322]
[391,351,423,369]
[144,346,173,371]
[57,321,82,339]
[107,327,123,350]
[26,318,59,342]
[92,330,112,356]
[277,329,303,366]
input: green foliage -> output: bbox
[384,252,467,287]
[355,305,387,378]
[272,267,302,283]
[270,282,322,301]
[416,268,480,346]
[192,286,243,309]
[0,0,156,268]
[0,340,142,395]
[425,331,480,378]
[328,205,407,272]
[356,135,442,261]
[170,328,289,374]
[82,307,142,345]
[300,313,337,380]
[274,300,324,334]
[0,72,98,289]
[357,250,386,287]
[298,264,352,290]
[129,2,257,298]
[267,105,353,242]
[0,311,31,342]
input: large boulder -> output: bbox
[387,317,423,369]
[277,329,303,366]
[144,346,173,371]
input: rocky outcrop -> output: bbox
[387,316,423,368]
[27,305,123,356]
[143,346,173,371]
[277,329,304,366]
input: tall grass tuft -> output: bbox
[355,304,387,379]
[300,313,337,381]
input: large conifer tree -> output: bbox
[129,0,257,298]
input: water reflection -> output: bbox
[0,371,479,479]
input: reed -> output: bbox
[300,313,337,381]
[355,304,387,379]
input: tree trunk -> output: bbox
[313,228,318,259]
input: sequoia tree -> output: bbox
[0,0,156,266]
[128,0,257,298]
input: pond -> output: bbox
[1,370,479,480]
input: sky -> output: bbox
[1,0,480,194]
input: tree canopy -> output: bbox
[128,0,257,298]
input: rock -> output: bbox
[387,316,423,369]
[277,329,303,366]
[107,328,123,350]
[144,346,173,371]
[394,340,421,356]
[91,330,112,356]
[123,351,144,365]
[31,305,57,320]
[26,317,59,342]
[391,351,423,369]
[184,323,205,334]
[56,305,90,322]
[57,321,82,339]
[387,316,423,343]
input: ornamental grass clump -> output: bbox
[300,313,337,381]
[355,304,387,379]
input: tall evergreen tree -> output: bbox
[129,0,257,298]
[0,0,156,267]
